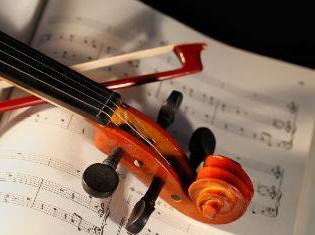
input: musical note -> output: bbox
[287,101,299,114]
[2,107,94,138]
[0,171,107,215]
[0,192,31,207]
[0,185,104,234]
[197,74,293,112]
[214,149,284,218]
[273,119,295,134]
[97,202,105,217]
[128,60,140,68]
[153,78,297,150]
[271,165,283,179]
[257,184,278,200]
[32,200,100,234]
[0,151,81,177]
[259,132,272,147]
[71,213,83,231]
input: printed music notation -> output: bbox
[35,31,166,79]
[31,15,300,152]
[0,149,133,234]
[0,192,103,234]
[153,79,297,151]
[249,165,283,217]
[0,150,126,180]
[0,151,84,178]
[33,20,297,152]
[33,15,179,80]
[216,149,284,218]
[2,107,95,138]
[166,79,297,122]
[0,151,111,234]
[0,171,105,216]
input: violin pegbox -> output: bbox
[188,127,254,223]
[88,89,253,234]
[157,90,254,223]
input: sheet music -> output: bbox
[1,0,315,234]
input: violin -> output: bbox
[0,31,254,234]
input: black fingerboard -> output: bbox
[0,31,120,125]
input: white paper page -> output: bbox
[0,0,45,43]
[1,0,315,234]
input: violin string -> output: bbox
[0,37,112,99]
[0,56,165,159]
[0,37,162,138]
[0,46,166,159]
[0,39,134,123]
[0,35,167,160]
[106,103,166,159]
[0,57,114,117]
[0,37,157,134]
[0,48,135,137]
[0,41,113,107]
[0,46,141,138]
[0,38,146,127]
[0,37,143,124]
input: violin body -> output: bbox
[94,104,254,224]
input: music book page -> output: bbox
[1,0,315,234]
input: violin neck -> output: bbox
[0,31,120,125]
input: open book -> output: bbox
[1,0,315,234]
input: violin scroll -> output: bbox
[188,155,254,223]
[188,127,254,223]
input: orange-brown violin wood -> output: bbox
[189,155,254,223]
[94,104,254,224]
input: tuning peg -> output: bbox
[157,90,183,129]
[126,177,164,234]
[82,147,124,198]
[189,127,216,171]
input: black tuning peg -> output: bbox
[82,147,124,198]
[157,90,183,129]
[189,127,216,171]
[126,177,164,234]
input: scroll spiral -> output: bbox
[188,155,254,224]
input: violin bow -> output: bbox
[0,43,206,112]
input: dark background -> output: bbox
[141,1,315,69]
